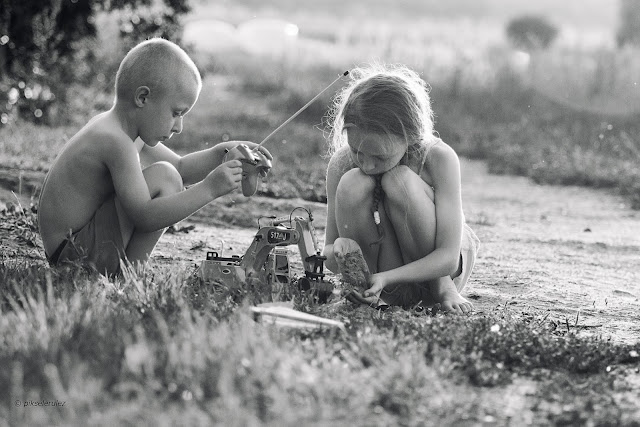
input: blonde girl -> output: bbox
[322,64,479,314]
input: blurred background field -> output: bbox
[2,0,640,206]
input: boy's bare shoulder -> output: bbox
[74,112,136,155]
[86,113,128,140]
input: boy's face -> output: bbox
[345,126,406,175]
[138,77,200,146]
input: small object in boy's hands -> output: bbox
[235,144,272,197]
[335,241,370,293]
[241,160,260,196]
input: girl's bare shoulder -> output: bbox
[419,138,461,188]
[426,138,460,168]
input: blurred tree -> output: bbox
[0,0,191,126]
[110,0,191,50]
[617,0,640,47]
[505,15,558,51]
[0,0,96,124]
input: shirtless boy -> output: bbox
[38,38,271,276]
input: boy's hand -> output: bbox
[225,143,273,197]
[205,159,243,196]
[225,142,273,168]
[236,144,273,176]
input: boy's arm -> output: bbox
[108,136,242,232]
[141,140,271,186]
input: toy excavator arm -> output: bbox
[292,216,326,281]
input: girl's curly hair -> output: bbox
[325,63,438,160]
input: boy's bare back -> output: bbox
[38,111,138,257]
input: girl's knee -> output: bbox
[336,168,375,205]
[382,165,434,206]
[144,161,183,197]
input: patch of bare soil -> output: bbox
[458,160,640,346]
[2,159,639,345]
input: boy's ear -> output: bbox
[134,86,151,108]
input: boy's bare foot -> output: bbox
[432,276,473,314]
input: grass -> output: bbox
[1,261,639,425]
[1,199,638,424]
[2,1,640,424]
[436,84,640,208]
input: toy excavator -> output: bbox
[196,209,334,302]
[196,72,351,303]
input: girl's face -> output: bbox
[345,126,406,175]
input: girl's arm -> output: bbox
[365,144,464,295]
[322,148,350,273]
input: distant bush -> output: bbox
[505,15,558,51]
[441,90,640,209]
[617,0,640,47]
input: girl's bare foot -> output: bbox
[432,276,473,314]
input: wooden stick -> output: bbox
[250,306,346,331]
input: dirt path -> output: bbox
[459,159,640,345]
[3,159,639,344]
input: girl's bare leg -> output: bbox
[115,161,184,266]
[334,168,404,274]
[382,166,472,314]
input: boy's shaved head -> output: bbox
[115,38,202,102]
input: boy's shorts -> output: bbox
[46,197,125,276]
[379,223,480,307]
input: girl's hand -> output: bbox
[205,159,243,196]
[346,290,381,306]
[363,273,386,298]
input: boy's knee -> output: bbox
[336,168,375,204]
[144,161,183,197]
